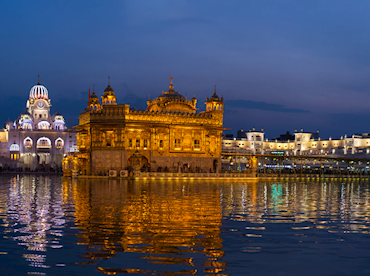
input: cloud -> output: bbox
[225,99,309,113]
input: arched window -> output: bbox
[9,144,20,160]
[38,121,50,130]
[10,144,20,151]
[37,137,52,148]
[55,138,64,149]
[24,137,33,148]
[54,123,64,131]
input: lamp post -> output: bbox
[229,159,234,172]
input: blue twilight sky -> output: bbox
[1,0,370,139]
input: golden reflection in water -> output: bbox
[69,179,225,275]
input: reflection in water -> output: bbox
[2,176,67,269]
[1,176,370,275]
[71,179,225,275]
[221,181,370,232]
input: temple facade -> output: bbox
[0,77,77,170]
[65,78,224,176]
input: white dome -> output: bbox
[29,83,48,99]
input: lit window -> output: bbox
[159,140,164,148]
[175,139,181,149]
[10,144,20,151]
[24,138,32,148]
[194,140,200,149]
[56,139,63,149]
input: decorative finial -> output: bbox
[108,76,110,86]
[88,88,91,100]
[93,84,95,93]
[214,85,216,94]
[148,95,151,101]
[37,74,40,84]
[169,76,174,91]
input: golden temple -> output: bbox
[63,77,224,177]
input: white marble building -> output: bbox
[223,129,370,157]
[0,78,77,170]
[222,128,370,170]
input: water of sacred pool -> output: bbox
[1,175,370,275]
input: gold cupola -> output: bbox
[102,77,117,105]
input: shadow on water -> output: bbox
[1,175,370,275]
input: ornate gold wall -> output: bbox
[68,81,224,176]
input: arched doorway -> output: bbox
[127,151,149,171]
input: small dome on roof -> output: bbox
[52,110,64,121]
[103,77,115,95]
[52,109,62,117]
[91,92,98,99]
[104,85,114,93]
[210,93,219,101]
[4,119,14,130]
[209,85,221,101]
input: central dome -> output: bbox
[146,77,197,113]
[157,91,186,101]
[29,78,48,99]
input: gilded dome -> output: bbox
[103,77,115,96]
[104,85,114,94]
[210,92,219,101]
[146,77,197,113]
[90,92,98,99]
[157,92,186,101]
[209,85,220,101]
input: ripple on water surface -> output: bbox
[1,176,370,275]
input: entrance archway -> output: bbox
[128,152,148,171]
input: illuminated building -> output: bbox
[222,129,370,169]
[65,77,224,176]
[0,77,77,170]
[223,128,370,157]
